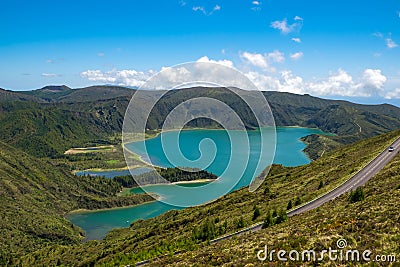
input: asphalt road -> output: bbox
[211,137,400,241]
[288,136,400,216]
[136,137,400,265]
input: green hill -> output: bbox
[13,129,400,266]
[0,100,127,157]
[21,85,134,103]
[0,88,45,103]
[2,86,400,160]
[155,146,400,266]
[0,141,152,265]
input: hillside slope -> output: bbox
[0,142,152,264]
[157,150,400,266]
[2,86,400,159]
[0,100,127,157]
[16,130,400,266]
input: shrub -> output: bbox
[349,187,365,203]
[252,205,260,221]
[287,200,293,210]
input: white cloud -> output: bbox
[245,68,387,97]
[192,6,206,14]
[268,50,285,63]
[270,18,302,34]
[240,51,285,70]
[80,69,151,87]
[373,32,383,38]
[192,4,220,15]
[81,58,234,90]
[240,52,269,69]
[290,52,304,61]
[374,32,398,49]
[385,88,400,99]
[179,0,186,6]
[270,19,292,34]
[386,38,398,49]
[291,37,302,43]
[80,62,392,99]
[294,15,303,21]
[41,73,60,77]
[362,69,387,90]
[97,52,105,57]
[196,56,233,68]
[46,58,63,64]
[251,1,261,10]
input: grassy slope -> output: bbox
[157,153,400,266]
[0,141,152,265]
[0,100,127,157]
[17,130,400,266]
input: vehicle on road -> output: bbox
[388,146,395,152]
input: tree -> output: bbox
[235,216,245,229]
[349,187,365,203]
[252,205,261,221]
[192,219,216,242]
[287,200,293,210]
[294,196,302,206]
[262,210,274,229]
[272,208,278,218]
[276,208,288,224]
[263,186,270,195]
[318,180,324,190]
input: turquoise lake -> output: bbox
[67,127,325,240]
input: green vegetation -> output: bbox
[2,86,400,161]
[0,100,126,158]
[1,86,400,265]
[156,151,400,266]
[12,129,399,266]
[0,141,152,264]
[114,167,218,188]
[349,187,366,203]
[252,205,261,221]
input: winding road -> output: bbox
[211,136,400,242]
[136,137,400,265]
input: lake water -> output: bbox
[68,127,324,240]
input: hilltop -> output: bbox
[1,86,400,159]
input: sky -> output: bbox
[1,0,400,106]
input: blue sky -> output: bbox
[1,0,400,105]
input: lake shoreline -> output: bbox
[65,195,160,216]
[118,178,217,196]
[67,178,215,216]
[67,126,330,240]
[124,125,325,168]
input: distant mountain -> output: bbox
[1,85,400,158]
[0,88,45,103]
[20,85,134,103]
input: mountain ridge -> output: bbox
[1,86,400,159]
